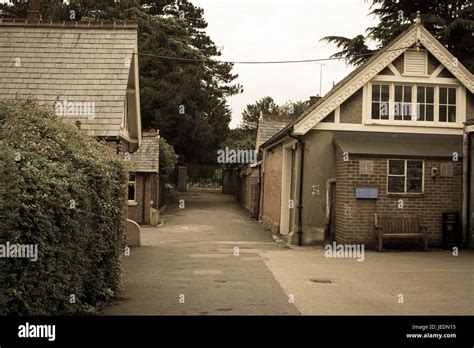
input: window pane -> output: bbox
[380,101,389,120]
[440,87,447,104]
[404,86,412,102]
[389,160,404,175]
[372,102,380,119]
[417,87,425,103]
[394,102,402,120]
[448,88,456,104]
[128,185,135,200]
[439,105,447,122]
[448,106,456,122]
[426,105,434,121]
[381,85,389,101]
[395,86,403,102]
[388,176,405,193]
[418,104,425,121]
[426,87,434,103]
[407,161,423,193]
[403,103,412,120]
[372,85,380,101]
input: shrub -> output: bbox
[0,99,128,315]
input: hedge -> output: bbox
[0,99,128,315]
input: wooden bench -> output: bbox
[374,214,428,251]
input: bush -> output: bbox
[159,137,178,175]
[0,99,128,315]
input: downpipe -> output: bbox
[289,130,305,246]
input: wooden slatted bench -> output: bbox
[374,214,428,251]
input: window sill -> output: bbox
[364,120,462,128]
[128,201,138,207]
[387,193,424,198]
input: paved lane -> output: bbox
[102,192,299,315]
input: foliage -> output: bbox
[0,0,242,164]
[321,0,474,72]
[241,96,280,127]
[0,99,127,315]
[241,96,311,128]
[159,136,178,175]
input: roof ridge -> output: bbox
[0,18,138,29]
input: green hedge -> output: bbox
[0,99,128,315]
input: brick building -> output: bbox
[259,18,474,249]
[0,17,142,156]
[128,131,160,225]
[0,6,144,244]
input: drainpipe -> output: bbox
[324,178,337,241]
[462,130,468,247]
[142,175,146,224]
[256,164,261,218]
[288,130,305,246]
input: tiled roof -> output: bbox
[0,20,138,138]
[131,135,160,173]
[256,114,295,150]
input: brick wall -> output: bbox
[127,173,154,224]
[261,145,283,232]
[238,167,260,217]
[335,148,462,248]
[102,138,130,156]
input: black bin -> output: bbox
[442,212,461,248]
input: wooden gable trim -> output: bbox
[293,24,474,135]
[388,63,401,76]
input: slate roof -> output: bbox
[0,19,138,138]
[256,114,295,151]
[333,132,462,158]
[130,134,160,173]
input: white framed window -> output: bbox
[439,87,456,123]
[371,84,390,120]
[387,159,424,194]
[394,85,412,121]
[416,86,434,121]
[367,82,461,126]
[128,173,136,202]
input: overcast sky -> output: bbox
[192,0,379,128]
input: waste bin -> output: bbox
[442,212,461,248]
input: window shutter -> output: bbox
[404,50,427,76]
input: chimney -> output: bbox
[309,96,322,105]
[27,0,42,22]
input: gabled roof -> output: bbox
[0,19,141,147]
[260,22,474,149]
[256,114,295,151]
[130,133,160,173]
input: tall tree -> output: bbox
[321,0,474,72]
[0,0,242,164]
[241,96,280,128]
